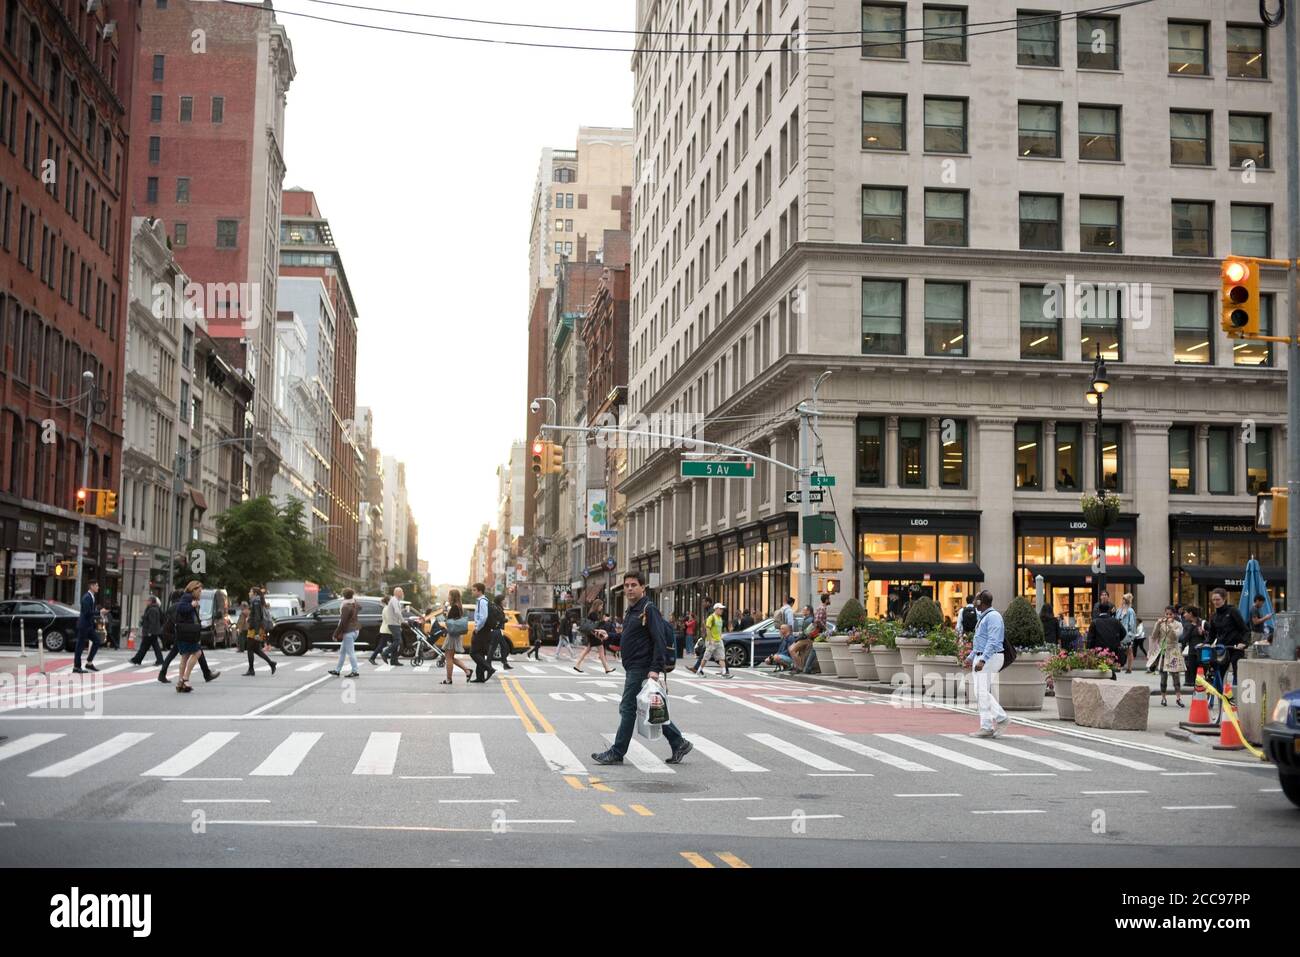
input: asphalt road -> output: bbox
[1,647,1295,867]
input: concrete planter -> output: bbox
[812,642,836,676]
[848,643,878,681]
[896,637,930,683]
[916,654,965,701]
[999,651,1052,711]
[1054,669,1108,721]
[829,635,856,675]
[870,645,905,684]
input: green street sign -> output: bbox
[680,461,755,478]
[810,473,837,487]
[802,515,836,544]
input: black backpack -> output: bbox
[484,600,505,633]
[960,604,978,635]
[644,605,677,673]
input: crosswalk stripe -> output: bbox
[688,735,768,772]
[353,732,402,775]
[296,661,329,672]
[875,734,1007,772]
[250,732,323,776]
[94,663,134,674]
[747,733,852,771]
[939,734,1089,771]
[522,665,546,674]
[29,732,153,778]
[603,734,675,774]
[0,733,65,763]
[814,734,936,772]
[1027,738,1165,771]
[527,732,586,774]
[412,664,431,673]
[133,666,159,674]
[141,732,240,777]
[449,733,493,774]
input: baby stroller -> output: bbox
[411,621,447,668]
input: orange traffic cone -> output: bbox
[1213,678,1246,751]
[1179,667,1217,734]
[127,629,135,651]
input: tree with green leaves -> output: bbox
[212,497,290,597]
[1004,595,1047,649]
[277,497,336,588]
[382,566,430,610]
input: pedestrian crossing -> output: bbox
[0,726,1182,781]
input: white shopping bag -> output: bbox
[635,677,669,740]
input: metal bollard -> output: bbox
[20,618,27,657]
[37,629,45,674]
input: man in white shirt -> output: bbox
[373,586,405,667]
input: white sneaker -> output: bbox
[993,715,1011,736]
[969,728,996,738]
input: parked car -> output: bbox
[268,596,421,657]
[0,600,81,651]
[1263,689,1300,808]
[722,615,836,668]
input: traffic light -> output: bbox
[814,549,845,572]
[531,439,546,475]
[547,442,564,475]
[1221,256,1259,337]
[75,488,87,513]
[53,561,77,579]
[818,577,840,595]
[98,490,117,518]
[1258,487,1288,541]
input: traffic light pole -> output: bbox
[73,372,94,603]
[1283,1,1300,659]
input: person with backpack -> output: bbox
[327,588,361,678]
[130,595,165,666]
[591,570,692,767]
[243,586,278,676]
[159,588,220,684]
[573,599,615,674]
[963,589,1009,738]
[469,582,496,682]
[439,589,475,684]
[486,594,513,671]
[956,596,978,638]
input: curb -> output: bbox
[1164,728,1195,742]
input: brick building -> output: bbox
[1,0,140,602]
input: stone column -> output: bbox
[886,416,900,489]
[1195,424,1209,495]
[975,417,1017,603]
[927,417,942,491]
[1132,421,1173,615]
[1043,420,1057,491]
[1083,421,1098,494]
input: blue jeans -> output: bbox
[609,667,684,758]
[73,630,100,669]
[336,631,359,672]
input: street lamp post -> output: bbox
[1085,346,1111,609]
[73,371,95,603]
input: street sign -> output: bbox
[784,490,826,504]
[680,461,754,478]
[802,515,836,544]
[809,473,837,487]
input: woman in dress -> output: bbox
[243,586,278,676]
[174,581,204,693]
[573,599,615,674]
[440,590,475,684]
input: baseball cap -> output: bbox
[713,602,724,609]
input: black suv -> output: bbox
[269,597,422,657]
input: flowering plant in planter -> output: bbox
[1079,491,1121,530]
[924,626,961,657]
[864,618,900,649]
[902,597,943,638]
[955,635,972,663]
[1040,646,1119,677]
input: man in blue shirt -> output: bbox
[468,583,495,682]
[72,581,101,674]
[964,589,1009,738]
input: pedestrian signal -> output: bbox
[53,561,77,579]
[1221,256,1259,338]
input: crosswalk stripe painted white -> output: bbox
[940,734,1089,771]
[0,733,65,763]
[353,732,402,775]
[296,661,329,673]
[29,732,153,778]
[141,732,240,777]
[814,734,936,772]
[134,666,159,674]
[603,734,675,774]
[687,735,768,772]
[875,734,1007,772]
[250,732,323,776]
[527,732,586,774]
[1028,738,1165,772]
[522,665,546,675]
[412,664,432,673]
[449,733,493,775]
[747,733,852,771]
[95,662,135,674]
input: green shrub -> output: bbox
[903,596,943,634]
[836,598,866,633]
[864,618,899,649]
[1004,596,1046,650]
[923,626,960,657]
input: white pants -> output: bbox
[973,653,1007,730]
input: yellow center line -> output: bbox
[680,851,714,868]
[716,852,751,869]
[629,804,654,817]
[508,677,556,735]
[563,776,586,791]
[601,804,625,816]
[499,676,537,734]
[589,777,615,793]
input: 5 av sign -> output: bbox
[680,461,755,478]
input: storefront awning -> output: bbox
[1178,565,1285,588]
[1026,564,1145,586]
[862,562,985,582]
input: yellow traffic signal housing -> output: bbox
[1221,256,1260,338]
[75,488,88,513]
[530,439,546,475]
[53,561,77,579]
[1258,487,1288,541]
[814,549,845,572]
[547,442,564,475]
[98,490,118,518]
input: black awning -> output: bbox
[1178,565,1285,587]
[1026,563,1145,586]
[861,562,985,582]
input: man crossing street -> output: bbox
[72,581,101,674]
[130,596,165,666]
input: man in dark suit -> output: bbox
[72,581,101,674]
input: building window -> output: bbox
[179,96,192,123]
[1170,110,1211,165]
[149,94,162,122]
[1247,427,1272,494]
[1055,423,1082,490]
[1100,424,1122,491]
[1173,291,1213,364]
[1019,193,1061,250]
[1169,21,1209,75]
[1228,113,1269,168]
[1020,284,1061,359]
[1227,24,1267,78]
[922,6,966,61]
[1015,423,1042,490]
[1017,10,1060,66]
[923,189,967,246]
[216,219,238,249]
[856,417,885,486]
[148,136,160,164]
[1236,294,1274,367]
[862,94,905,150]
[146,176,158,203]
[1081,296,1123,363]
[1169,426,1194,493]
[1172,200,1213,257]
[862,187,905,243]
[1078,105,1120,160]
[1207,427,1234,494]
[861,279,905,355]
[923,97,966,152]
[1077,15,1118,69]
[173,222,187,247]
[152,54,164,82]
[1080,196,1122,252]
[1018,102,1060,157]
[899,419,926,488]
[175,177,190,203]
[1231,203,1271,257]
[924,282,966,357]
[862,3,906,58]
[941,419,967,488]
[211,96,224,123]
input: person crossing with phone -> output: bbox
[964,589,1009,738]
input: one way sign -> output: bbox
[784,490,826,504]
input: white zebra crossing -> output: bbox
[814,734,937,772]
[746,733,852,771]
[527,732,586,774]
[602,734,675,773]
[940,734,1090,771]
[449,733,493,774]
[875,734,1008,772]
[353,732,402,775]
[250,732,323,776]
[687,735,768,772]
[142,731,240,777]
[1027,738,1165,772]
[0,733,65,764]
[29,732,153,778]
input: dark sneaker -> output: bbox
[666,740,694,765]
[328,669,341,676]
[157,674,169,683]
[203,671,221,683]
[346,672,360,679]
[72,667,86,674]
[590,750,623,766]
[85,664,99,672]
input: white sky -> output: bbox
[276,1,635,583]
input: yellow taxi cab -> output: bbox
[439,607,530,651]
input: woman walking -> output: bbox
[440,590,475,684]
[243,586,278,676]
[173,581,204,693]
[328,588,361,678]
[1040,604,1061,649]
[573,599,616,674]
[1118,593,1139,673]
[1152,605,1186,707]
